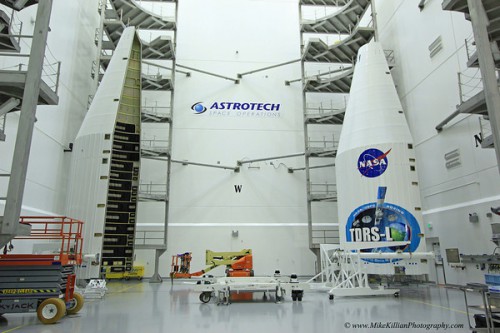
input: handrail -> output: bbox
[13,216,84,264]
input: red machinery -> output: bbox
[226,254,253,277]
[0,216,85,324]
[170,249,253,278]
[171,252,195,278]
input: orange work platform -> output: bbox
[0,216,83,266]
[0,216,85,324]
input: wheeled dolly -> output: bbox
[195,275,309,305]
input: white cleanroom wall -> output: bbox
[376,0,500,284]
[135,0,316,276]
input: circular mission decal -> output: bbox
[345,202,421,263]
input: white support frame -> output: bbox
[310,244,433,298]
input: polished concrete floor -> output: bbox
[0,280,477,333]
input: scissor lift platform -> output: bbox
[0,216,85,324]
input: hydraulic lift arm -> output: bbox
[171,249,253,278]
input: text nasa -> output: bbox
[359,157,387,169]
[349,226,397,242]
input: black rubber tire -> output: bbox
[292,295,297,301]
[37,298,66,324]
[394,292,400,298]
[298,294,303,302]
[329,294,334,300]
[67,292,84,315]
[199,292,211,303]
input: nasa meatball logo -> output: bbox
[357,148,391,177]
[191,102,207,114]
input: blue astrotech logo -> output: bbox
[191,102,207,114]
[357,148,391,178]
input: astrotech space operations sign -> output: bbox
[191,100,281,118]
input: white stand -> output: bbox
[83,279,108,299]
[327,250,399,298]
[309,245,399,298]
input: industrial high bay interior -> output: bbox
[0,0,500,332]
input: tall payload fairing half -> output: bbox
[336,42,428,275]
[66,27,141,279]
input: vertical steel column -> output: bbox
[1,1,53,244]
[298,2,316,260]
[150,0,178,284]
[150,248,165,283]
[467,0,500,174]
[93,0,106,92]
[371,0,379,42]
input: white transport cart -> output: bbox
[194,274,309,305]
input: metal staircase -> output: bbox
[141,105,171,123]
[97,0,176,82]
[141,139,169,159]
[138,183,167,202]
[440,0,500,151]
[0,10,20,52]
[303,66,353,93]
[141,35,174,59]
[298,0,374,262]
[0,5,59,142]
[94,0,177,282]
[305,105,345,124]
[303,27,374,63]
[101,16,174,61]
[0,71,58,109]
[141,73,173,91]
[105,0,175,30]
[0,0,38,9]
[0,1,60,249]
[443,0,500,72]
[301,0,371,34]
[307,135,339,158]
[138,104,170,202]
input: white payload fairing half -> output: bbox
[336,42,428,275]
[66,27,142,279]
